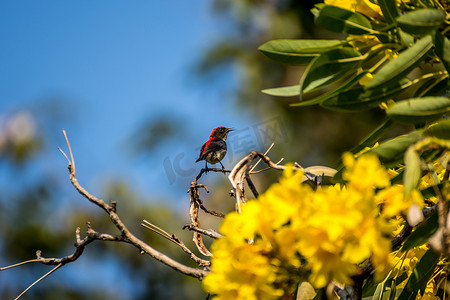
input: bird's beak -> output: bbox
[226,127,234,132]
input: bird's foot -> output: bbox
[219,162,227,174]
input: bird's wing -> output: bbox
[196,142,207,162]
[196,138,226,162]
[204,138,226,153]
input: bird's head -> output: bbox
[210,126,233,140]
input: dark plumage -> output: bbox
[196,126,232,169]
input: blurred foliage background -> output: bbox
[0,1,398,299]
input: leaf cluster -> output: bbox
[259,1,450,123]
[258,0,450,299]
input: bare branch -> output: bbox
[188,174,213,257]
[228,151,337,212]
[35,227,95,266]
[250,157,284,174]
[48,131,210,281]
[141,220,211,266]
[67,163,209,278]
[245,171,259,198]
[170,234,211,267]
[186,166,234,257]
[249,142,275,173]
[183,224,223,239]
[196,198,225,218]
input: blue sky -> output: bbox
[0,1,256,209]
[0,2,291,298]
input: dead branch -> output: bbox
[57,131,208,279]
[228,151,337,211]
[1,129,208,300]
[141,220,210,266]
[183,224,223,239]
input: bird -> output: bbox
[195,126,233,170]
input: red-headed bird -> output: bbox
[196,126,233,170]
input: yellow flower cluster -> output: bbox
[203,153,396,298]
[393,243,426,277]
[324,0,382,18]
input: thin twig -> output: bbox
[57,147,71,165]
[15,263,63,300]
[141,220,210,266]
[183,224,223,239]
[0,259,41,271]
[170,234,211,266]
[196,198,225,218]
[251,158,284,174]
[62,129,75,174]
[142,220,173,240]
[249,142,274,173]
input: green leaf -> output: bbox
[377,0,399,25]
[365,35,433,90]
[420,76,449,97]
[262,85,300,97]
[291,71,369,107]
[397,9,445,35]
[413,75,449,98]
[427,119,450,139]
[387,97,450,124]
[258,39,344,65]
[420,182,445,198]
[404,147,421,195]
[372,278,395,300]
[433,31,450,74]
[321,78,411,112]
[315,5,373,35]
[399,31,414,46]
[350,119,393,154]
[362,276,377,297]
[300,47,363,93]
[366,131,422,166]
[397,249,440,300]
[401,211,438,252]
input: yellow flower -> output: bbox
[325,0,382,18]
[343,152,391,192]
[416,280,440,300]
[204,154,394,298]
[385,49,398,60]
[419,154,448,190]
[356,0,383,18]
[359,71,374,86]
[379,99,396,111]
[376,185,424,217]
[391,244,428,288]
